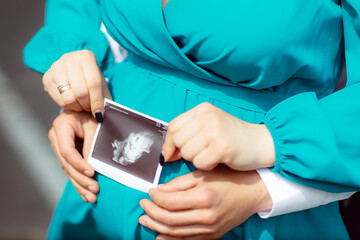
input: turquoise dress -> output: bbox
[24,0,360,239]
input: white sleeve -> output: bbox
[256,168,355,219]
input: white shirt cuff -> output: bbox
[256,168,355,219]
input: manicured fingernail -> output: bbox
[81,195,88,202]
[88,185,95,192]
[84,170,91,176]
[95,111,103,123]
[139,218,147,227]
[156,236,165,240]
[159,152,165,166]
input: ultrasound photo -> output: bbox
[88,99,167,193]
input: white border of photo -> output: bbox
[88,98,167,193]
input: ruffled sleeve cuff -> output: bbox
[261,92,353,192]
[262,93,322,179]
[23,26,111,74]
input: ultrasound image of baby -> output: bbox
[111,131,155,166]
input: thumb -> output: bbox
[82,119,99,161]
[161,148,182,165]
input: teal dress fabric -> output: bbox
[23,0,360,239]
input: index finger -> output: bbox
[149,187,210,211]
[149,185,210,211]
[66,63,91,112]
[157,171,199,192]
[82,58,104,120]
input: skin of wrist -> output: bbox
[230,170,273,215]
[252,171,273,213]
[255,123,276,169]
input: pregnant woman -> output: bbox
[24,0,360,239]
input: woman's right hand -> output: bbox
[48,110,99,203]
[43,50,110,120]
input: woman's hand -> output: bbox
[139,166,272,239]
[48,110,99,203]
[43,50,111,120]
[162,102,275,171]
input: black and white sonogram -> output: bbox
[111,131,154,166]
[88,99,167,193]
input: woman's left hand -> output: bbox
[162,102,275,171]
[139,166,272,240]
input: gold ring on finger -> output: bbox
[57,82,72,94]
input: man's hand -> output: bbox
[139,166,272,239]
[48,110,99,203]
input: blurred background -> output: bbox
[0,0,66,239]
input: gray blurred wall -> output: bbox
[0,1,65,239]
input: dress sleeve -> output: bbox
[23,0,112,74]
[263,0,360,193]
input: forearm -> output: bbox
[24,0,112,74]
